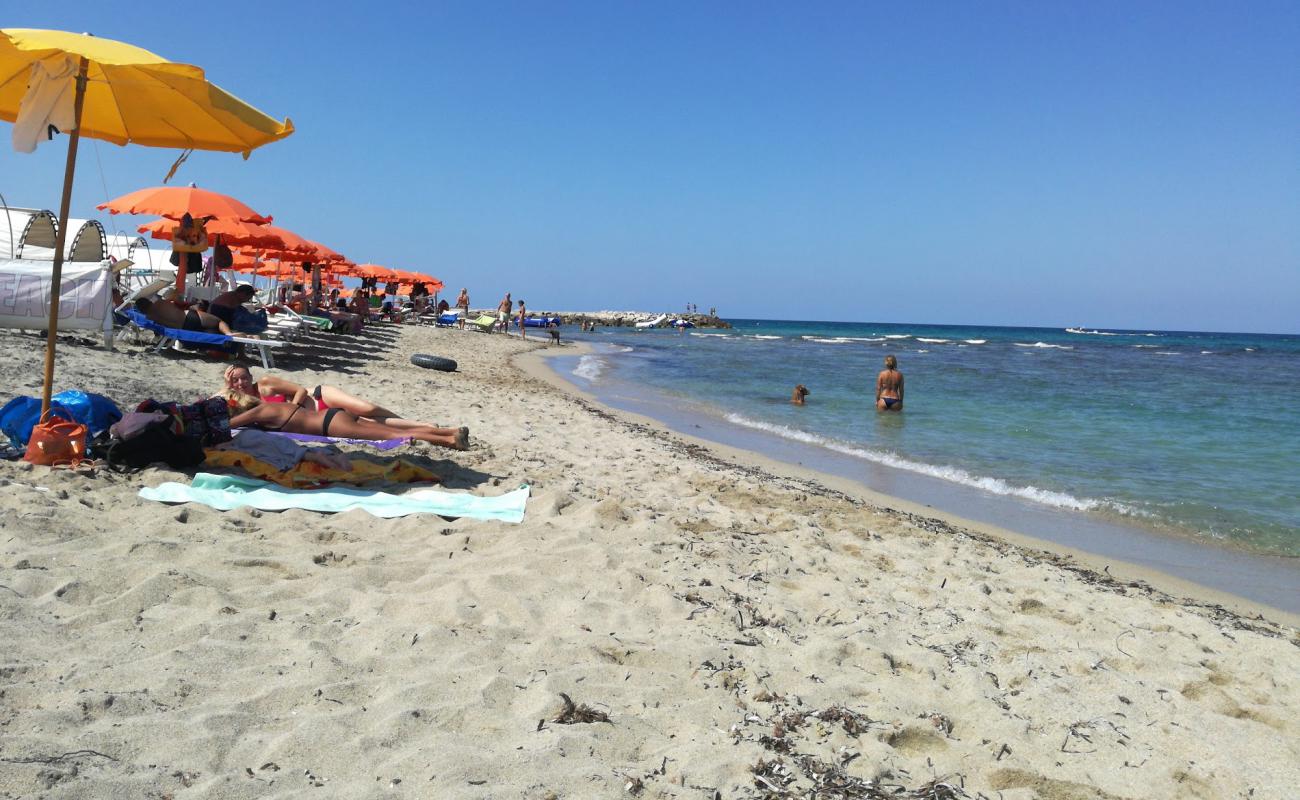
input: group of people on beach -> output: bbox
[220,365,470,450]
[792,355,904,411]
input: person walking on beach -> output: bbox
[456,287,470,329]
[517,299,527,339]
[496,292,512,333]
[876,355,904,411]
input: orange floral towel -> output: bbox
[203,449,440,488]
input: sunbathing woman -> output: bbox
[222,365,438,432]
[222,366,468,449]
[229,402,469,450]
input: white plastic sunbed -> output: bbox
[123,309,290,369]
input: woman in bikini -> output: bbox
[224,366,428,429]
[875,355,904,411]
[221,365,469,447]
[229,402,468,450]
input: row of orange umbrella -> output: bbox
[97,184,443,291]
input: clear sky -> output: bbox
[4,2,1298,333]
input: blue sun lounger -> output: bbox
[124,309,290,368]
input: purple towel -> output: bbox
[236,429,412,450]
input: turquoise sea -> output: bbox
[562,320,1300,559]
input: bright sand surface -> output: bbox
[1,324,1297,799]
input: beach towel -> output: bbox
[139,473,529,522]
[244,430,413,451]
[203,448,441,488]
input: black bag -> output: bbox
[213,241,233,269]
[169,250,181,266]
[101,420,205,472]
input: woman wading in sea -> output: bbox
[875,355,904,411]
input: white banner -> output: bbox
[0,259,113,332]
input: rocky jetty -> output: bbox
[547,310,732,329]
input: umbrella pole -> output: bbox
[40,57,90,416]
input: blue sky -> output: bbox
[5,2,1298,332]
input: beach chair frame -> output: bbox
[123,309,289,368]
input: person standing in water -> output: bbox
[876,355,904,411]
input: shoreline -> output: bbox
[519,342,1300,626]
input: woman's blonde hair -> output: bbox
[221,389,261,413]
[884,355,897,369]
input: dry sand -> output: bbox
[0,323,1297,799]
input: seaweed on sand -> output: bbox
[553,692,612,724]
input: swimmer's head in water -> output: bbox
[795,384,809,397]
[884,355,897,369]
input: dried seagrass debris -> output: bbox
[813,706,875,736]
[751,757,796,792]
[553,692,611,724]
[921,710,955,736]
[748,754,970,799]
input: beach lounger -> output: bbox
[113,278,173,345]
[123,309,290,369]
[434,310,461,328]
[469,313,499,333]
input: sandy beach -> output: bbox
[1,324,1297,799]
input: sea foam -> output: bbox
[573,355,605,381]
[802,336,888,344]
[724,413,1124,513]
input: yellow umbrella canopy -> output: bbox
[0,28,293,414]
[0,29,293,154]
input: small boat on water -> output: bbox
[635,314,668,328]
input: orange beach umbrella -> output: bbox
[138,216,286,249]
[99,184,272,223]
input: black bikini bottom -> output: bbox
[321,407,343,437]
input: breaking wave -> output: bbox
[723,414,1131,514]
[572,355,605,381]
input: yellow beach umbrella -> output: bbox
[0,28,294,414]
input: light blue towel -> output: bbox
[140,473,529,522]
